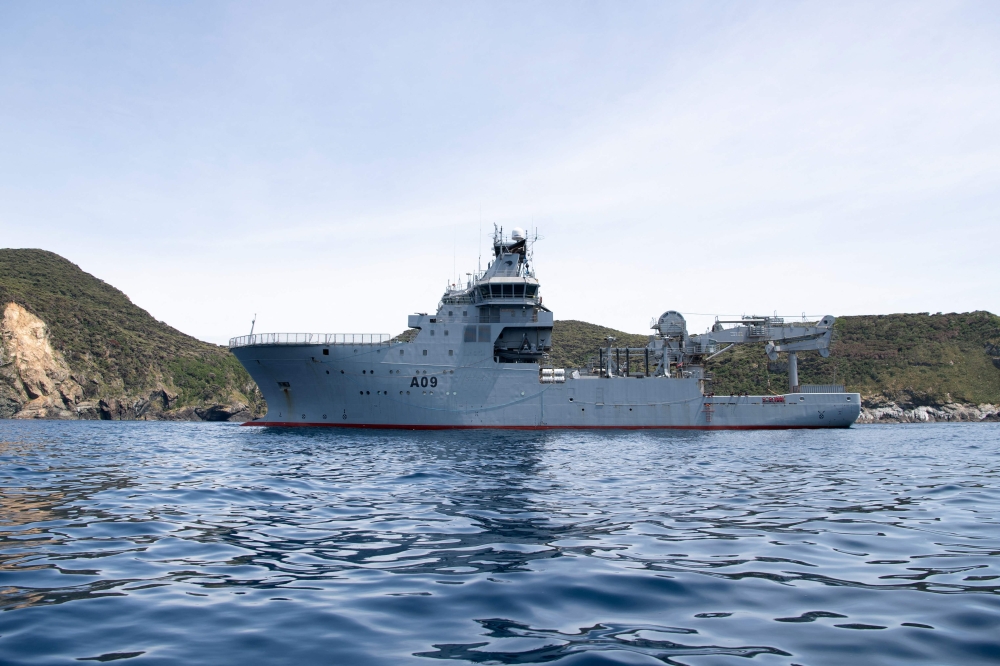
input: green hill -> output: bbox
[550,314,1000,407]
[547,320,649,369]
[0,249,263,420]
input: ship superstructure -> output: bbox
[230,228,860,429]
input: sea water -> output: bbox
[1,421,998,665]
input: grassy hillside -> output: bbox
[551,314,1000,406]
[0,249,263,419]
[548,320,649,369]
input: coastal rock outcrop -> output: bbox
[1,302,83,419]
[858,400,1000,423]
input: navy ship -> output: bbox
[230,228,860,429]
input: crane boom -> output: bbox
[648,311,837,391]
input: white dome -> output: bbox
[511,227,525,241]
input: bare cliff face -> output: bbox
[1,302,83,418]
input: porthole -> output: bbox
[366,391,370,395]
[341,370,345,374]
[569,398,574,402]
[406,391,410,395]
[363,370,366,374]
[326,370,329,374]
[359,391,363,395]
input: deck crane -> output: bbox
[648,311,835,392]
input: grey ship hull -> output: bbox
[233,342,861,429]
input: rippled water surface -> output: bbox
[1,422,999,665]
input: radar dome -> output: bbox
[656,311,687,338]
[511,227,525,241]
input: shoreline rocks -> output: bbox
[858,400,1000,423]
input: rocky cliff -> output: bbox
[0,249,263,421]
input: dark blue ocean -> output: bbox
[1,422,998,665]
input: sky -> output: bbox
[1,1,998,343]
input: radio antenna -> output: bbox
[249,314,256,336]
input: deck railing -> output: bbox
[229,333,391,348]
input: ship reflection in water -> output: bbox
[1,420,999,665]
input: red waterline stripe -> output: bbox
[241,421,848,431]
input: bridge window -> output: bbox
[514,284,524,297]
[323,349,329,355]
[525,285,537,297]
[490,284,501,297]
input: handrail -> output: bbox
[229,333,391,348]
